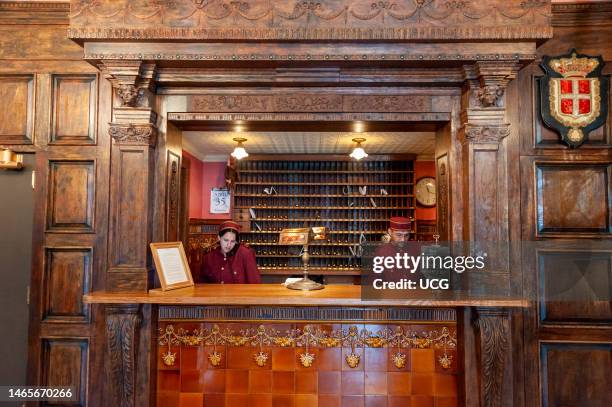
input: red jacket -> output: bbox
[200,244,261,284]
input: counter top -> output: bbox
[84,284,528,307]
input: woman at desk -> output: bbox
[200,221,261,284]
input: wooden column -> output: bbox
[457,61,520,407]
[103,60,158,292]
[101,61,159,407]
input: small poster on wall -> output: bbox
[210,187,231,214]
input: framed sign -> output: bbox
[150,242,194,291]
[210,188,231,214]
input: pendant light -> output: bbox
[231,137,249,160]
[349,137,368,160]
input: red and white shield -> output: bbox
[549,77,601,128]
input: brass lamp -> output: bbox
[0,148,24,170]
[279,227,327,291]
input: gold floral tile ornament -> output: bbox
[161,351,176,367]
[208,351,223,367]
[345,352,360,368]
[253,351,269,367]
[299,352,315,368]
[392,351,407,369]
[438,353,453,369]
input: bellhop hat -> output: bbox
[389,216,411,231]
[219,220,241,233]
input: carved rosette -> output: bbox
[106,305,141,407]
[462,125,510,144]
[109,123,157,147]
[474,308,510,407]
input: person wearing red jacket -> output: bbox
[199,221,261,284]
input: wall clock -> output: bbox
[415,177,436,207]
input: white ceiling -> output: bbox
[183,131,436,162]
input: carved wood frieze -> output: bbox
[109,123,157,147]
[106,305,141,407]
[68,0,552,41]
[462,124,511,144]
[474,308,510,407]
[189,94,432,113]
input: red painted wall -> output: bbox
[414,161,436,221]
[183,150,203,219]
[183,151,230,219]
[201,161,230,219]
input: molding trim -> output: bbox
[0,1,70,25]
[552,2,612,27]
[159,305,457,322]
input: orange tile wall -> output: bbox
[157,322,457,407]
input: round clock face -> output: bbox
[415,177,437,207]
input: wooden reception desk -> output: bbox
[84,285,527,407]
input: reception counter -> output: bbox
[84,285,527,407]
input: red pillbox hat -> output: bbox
[389,216,411,231]
[219,220,241,233]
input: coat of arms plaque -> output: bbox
[540,49,608,148]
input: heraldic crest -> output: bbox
[540,49,608,148]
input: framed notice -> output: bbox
[210,188,231,214]
[150,242,194,291]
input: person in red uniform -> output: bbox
[371,216,422,283]
[200,221,261,284]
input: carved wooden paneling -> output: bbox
[0,74,34,144]
[50,74,97,144]
[471,147,501,242]
[436,153,450,241]
[41,338,88,407]
[43,247,92,323]
[109,148,148,269]
[535,163,611,235]
[537,250,612,324]
[46,160,95,232]
[540,343,612,407]
[189,94,435,113]
[166,151,180,242]
[68,0,552,41]
[534,76,611,147]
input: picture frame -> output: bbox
[150,242,194,291]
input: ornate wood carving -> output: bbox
[474,307,510,407]
[116,84,142,107]
[166,151,181,241]
[463,124,511,144]
[105,305,141,407]
[68,0,552,41]
[189,94,433,113]
[109,123,157,147]
[477,85,505,108]
[436,154,449,241]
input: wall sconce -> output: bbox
[0,148,24,170]
[231,137,249,160]
[349,137,368,160]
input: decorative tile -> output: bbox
[249,370,272,393]
[295,371,317,394]
[387,372,411,396]
[341,371,364,396]
[179,392,203,407]
[318,372,341,395]
[272,371,295,394]
[226,370,249,394]
[364,372,387,395]
[411,374,434,396]
[411,349,435,373]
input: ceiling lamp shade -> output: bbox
[349,137,368,160]
[231,137,249,160]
